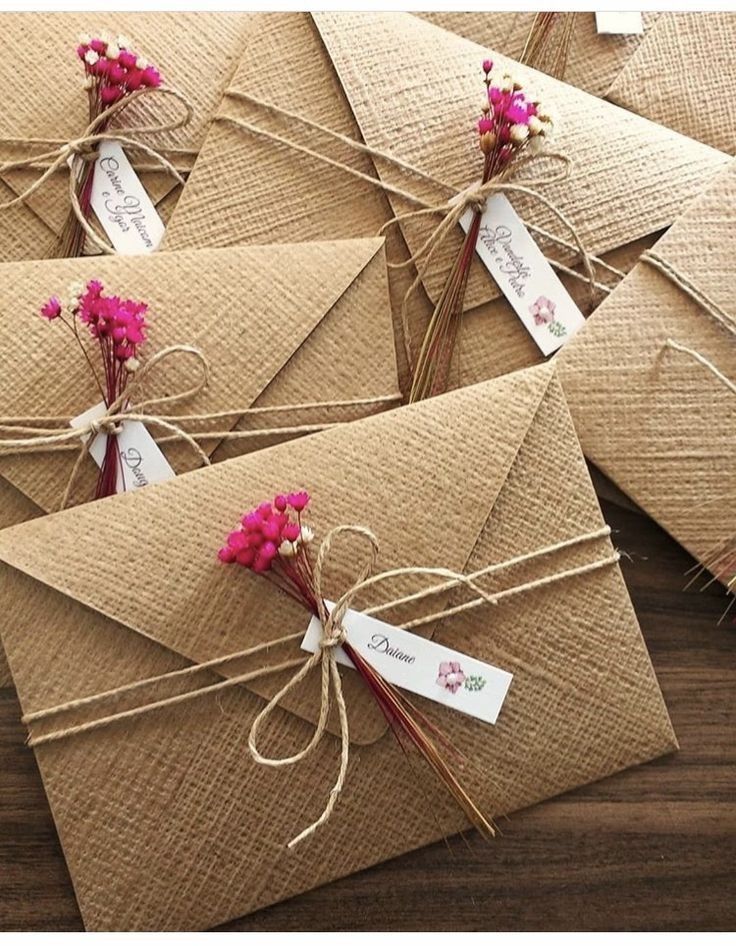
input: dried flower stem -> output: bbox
[408,62,552,403]
[220,493,496,838]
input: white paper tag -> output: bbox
[595,12,643,34]
[459,193,586,356]
[70,402,175,494]
[89,141,166,255]
[301,602,513,725]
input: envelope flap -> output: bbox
[0,238,386,512]
[0,12,250,234]
[313,12,728,309]
[557,162,736,574]
[647,159,736,317]
[0,365,555,745]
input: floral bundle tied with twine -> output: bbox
[0,279,402,510]
[218,61,624,405]
[0,31,193,259]
[23,491,621,847]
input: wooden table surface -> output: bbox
[1,478,734,932]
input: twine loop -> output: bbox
[0,85,194,254]
[20,523,619,845]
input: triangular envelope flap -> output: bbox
[558,164,736,571]
[0,365,553,745]
[314,12,728,310]
[649,159,736,307]
[0,12,250,234]
[0,239,381,512]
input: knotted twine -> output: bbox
[217,89,625,371]
[0,344,401,510]
[22,521,619,846]
[0,85,194,255]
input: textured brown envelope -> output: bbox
[422,13,735,154]
[0,364,676,930]
[0,238,398,516]
[164,12,728,396]
[0,12,251,261]
[558,161,736,588]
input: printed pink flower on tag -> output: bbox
[436,660,466,694]
[529,295,556,326]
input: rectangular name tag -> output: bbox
[458,192,586,356]
[89,141,166,255]
[595,12,643,34]
[301,602,513,725]
[70,402,175,494]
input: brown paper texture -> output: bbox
[0,238,399,514]
[422,12,735,154]
[0,12,252,260]
[0,364,676,930]
[558,160,736,585]
[164,12,728,396]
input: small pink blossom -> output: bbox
[287,491,310,512]
[529,295,556,326]
[436,661,466,694]
[40,296,62,320]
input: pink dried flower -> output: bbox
[287,491,310,512]
[40,296,62,320]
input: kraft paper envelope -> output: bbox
[422,13,736,154]
[558,161,736,591]
[0,237,399,516]
[164,12,728,397]
[0,12,251,261]
[0,364,676,930]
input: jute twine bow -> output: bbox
[0,85,194,255]
[0,345,402,510]
[642,249,736,395]
[22,522,619,846]
[218,89,625,372]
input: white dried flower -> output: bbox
[83,76,94,90]
[117,35,131,49]
[278,540,297,558]
[135,56,148,70]
[500,75,514,93]
[78,32,91,46]
[527,115,543,136]
[509,123,529,144]
[300,525,315,545]
[68,281,85,301]
[124,357,140,373]
[106,43,120,60]
[84,49,99,65]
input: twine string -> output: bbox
[0,85,194,255]
[642,249,736,394]
[219,88,620,293]
[22,522,618,845]
[0,344,402,508]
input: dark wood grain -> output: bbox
[0,488,734,932]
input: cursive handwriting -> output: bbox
[478,224,531,298]
[97,155,155,248]
[366,633,415,664]
[119,446,149,489]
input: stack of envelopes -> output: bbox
[0,9,732,932]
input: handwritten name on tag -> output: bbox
[302,602,513,725]
[70,402,175,495]
[595,12,643,34]
[458,193,586,356]
[89,141,166,255]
